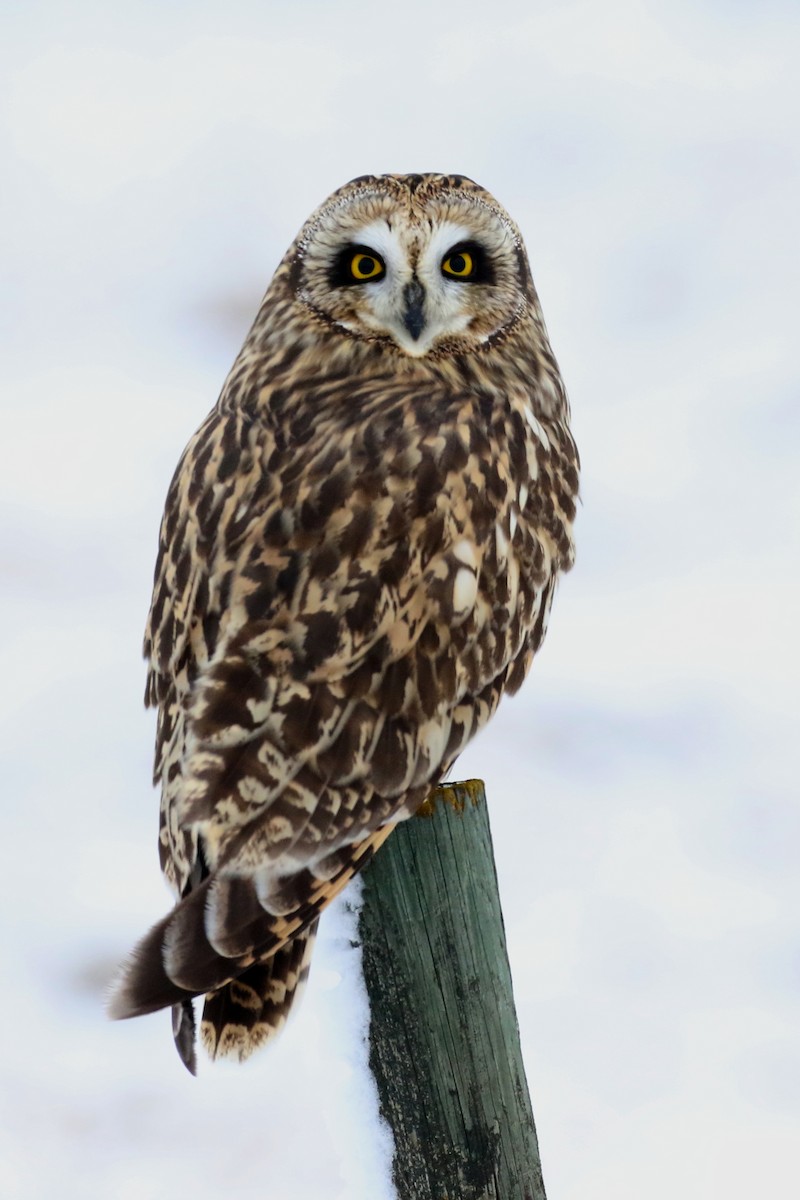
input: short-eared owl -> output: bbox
[109,173,579,1072]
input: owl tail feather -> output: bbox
[108,826,393,1070]
[107,875,242,1022]
[199,920,318,1065]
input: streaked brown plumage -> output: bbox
[109,173,579,1072]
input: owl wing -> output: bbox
[142,406,255,896]
[114,381,552,1058]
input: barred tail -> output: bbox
[108,826,392,1071]
[199,920,318,1065]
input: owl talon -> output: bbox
[417,779,486,818]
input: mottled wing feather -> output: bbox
[149,382,562,893]
[144,408,260,893]
[115,372,576,1066]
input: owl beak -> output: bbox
[402,280,426,341]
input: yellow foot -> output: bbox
[416,778,486,818]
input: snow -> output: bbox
[1,2,798,1197]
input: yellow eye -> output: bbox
[350,252,384,281]
[442,250,475,278]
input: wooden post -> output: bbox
[359,780,547,1200]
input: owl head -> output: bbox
[280,174,536,360]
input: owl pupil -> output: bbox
[450,255,466,273]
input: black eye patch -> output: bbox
[440,242,494,285]
[330,245,386,287]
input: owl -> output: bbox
[109,173,579,1073]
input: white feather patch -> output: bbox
[495,521,509,562]
[452,538,478,569]
[453,567,478,616]
[524,406,551,448]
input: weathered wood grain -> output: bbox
[359,780,546,1200]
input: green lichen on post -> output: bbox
[359,780,547,1200]
[416,779,486,818]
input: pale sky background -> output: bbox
[1,2,798,1198]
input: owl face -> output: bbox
[289,175,532,359]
